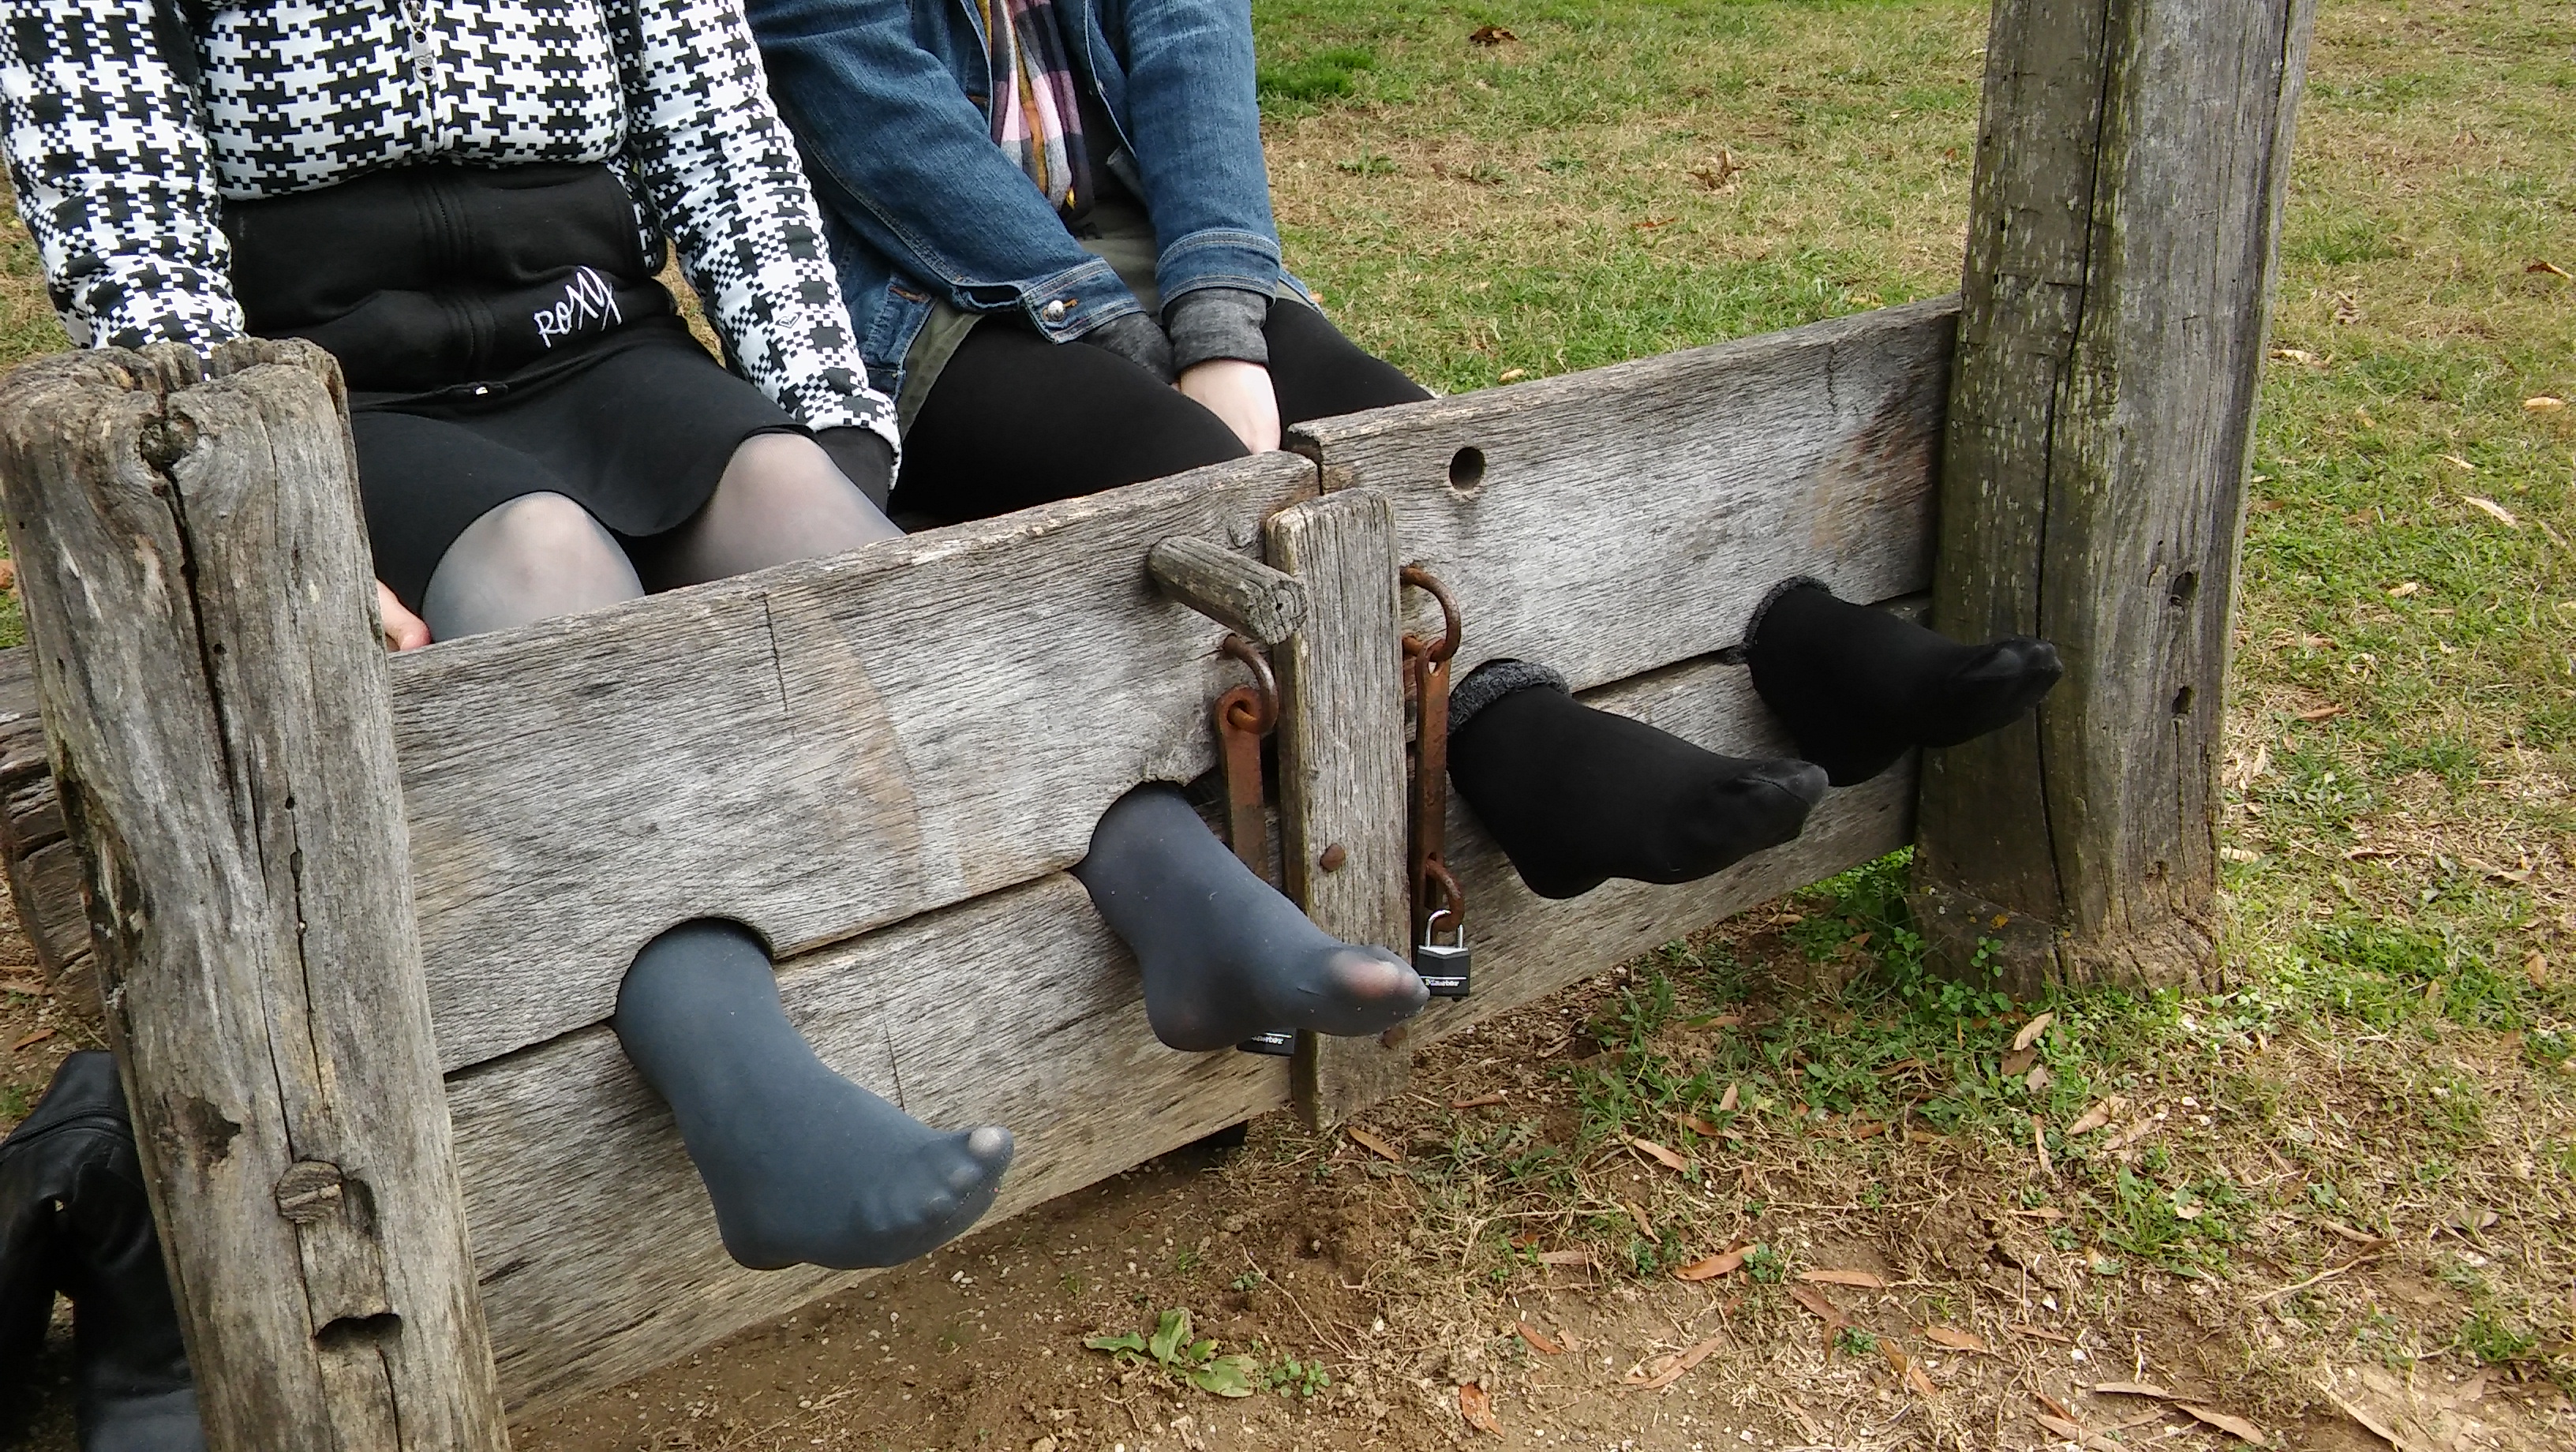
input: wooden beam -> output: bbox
[391,453,1315,1071]
[0,343,507,1450]
[1147,535,1309,643]
[1913,0,2316,992]
[1262,491,1414,1127]
[1289,298,1956,692]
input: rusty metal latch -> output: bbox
[1215,635,1297,1055]
[1401,567,1470,998]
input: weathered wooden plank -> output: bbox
[391,452,1316,1072]
[1264,492,1415,1125]
[0,342,506,1450]
[0,645,87,985]
[1913,0,2315,992]
[1148,535,1309,644]
[446,872,1290,1413]
[1288,298,1957,692]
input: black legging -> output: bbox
[895,298,1428,525]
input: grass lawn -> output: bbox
[2,0,2572,1443]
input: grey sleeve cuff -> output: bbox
[1447,658,1569,738]
[1080,310,1176,384]
[1164,286,1273,373]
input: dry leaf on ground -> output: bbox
[1534,1250,1592,1267]
[2007,1323,2073,1344]
[1786,1285,1846,1340]
[2066,1098,2121,1135]
[1922,1325,1990,1353]
[2297,703,2344,720]
[2035,1413,2119,1452]
[1458,1382,1501,1435]
[2091,1381,2174,1398]
[1627,1136,1689,1173]
[2526,395,2566,412]
[1676,1112,1724,1136]
[2012,1012,2055,1050]
[2179,1404,2267,1445]
[1346,1125,1403,1162]
[2461,494,2517,526]
[1621,1335,1726,1392]
[1675,1246,1750,1282]
[1466,24,1518,45]
[1798,1268,1886,1289]
[1623,1200,1657,1240]
[1717,1082,1739,1112]
[12,1027,55,1052]
[1449,1091,1506,1109]
[1515,1322,1563,1356]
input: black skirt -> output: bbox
[224,161,798,609]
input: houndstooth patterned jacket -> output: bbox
[0,0,896,440]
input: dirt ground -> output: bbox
[17,878,2569,1452]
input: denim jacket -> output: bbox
[744,0,1290,398]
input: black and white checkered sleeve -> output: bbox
[0,0,242,351]
[608,0,895,447]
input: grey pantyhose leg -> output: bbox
[636,432,902,589]
[612,921,1015,1270]
[1073,784,1428,1052]
[417,491,645,641]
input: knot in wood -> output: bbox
[274,1159,348,1224]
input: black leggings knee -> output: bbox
[895,300,1429,526]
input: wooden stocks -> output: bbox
[0,342,510,1450]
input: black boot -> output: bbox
[0,1053,204,1451]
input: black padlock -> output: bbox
[1237,1029,1297,1056]
[1415,908,1471,998]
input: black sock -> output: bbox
[612,922,1014,1271]
[1446,663,1829,900]
[1073,784,1428,1053]
[1746,581,2064,786]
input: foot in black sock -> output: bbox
[613,922,1014,1271]
[1073,784,1428,1053]
[1746,581,2064,786]
[1446,662,1829,900]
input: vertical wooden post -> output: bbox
[1913,0,2316,992]
[0,342,510,1450]
[1265,489,1413,1127]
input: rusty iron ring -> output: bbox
[1219,635,1279,734]
[1398,566,1462,664]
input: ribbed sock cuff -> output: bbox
[1743,574,1834,646]
[1447,658,1568,737]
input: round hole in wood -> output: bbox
[2171,684,2194,717]
[1447,446,1486,493]
[2169,569,2200,607]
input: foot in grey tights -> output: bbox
[1073,784,1429,1052]
[612,921,1013,1270]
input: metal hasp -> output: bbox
[1399,566,1470,999]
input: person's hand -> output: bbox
[1177,359,1281,454]
[377,581,429,652]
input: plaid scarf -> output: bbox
[980,0,1090,214]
